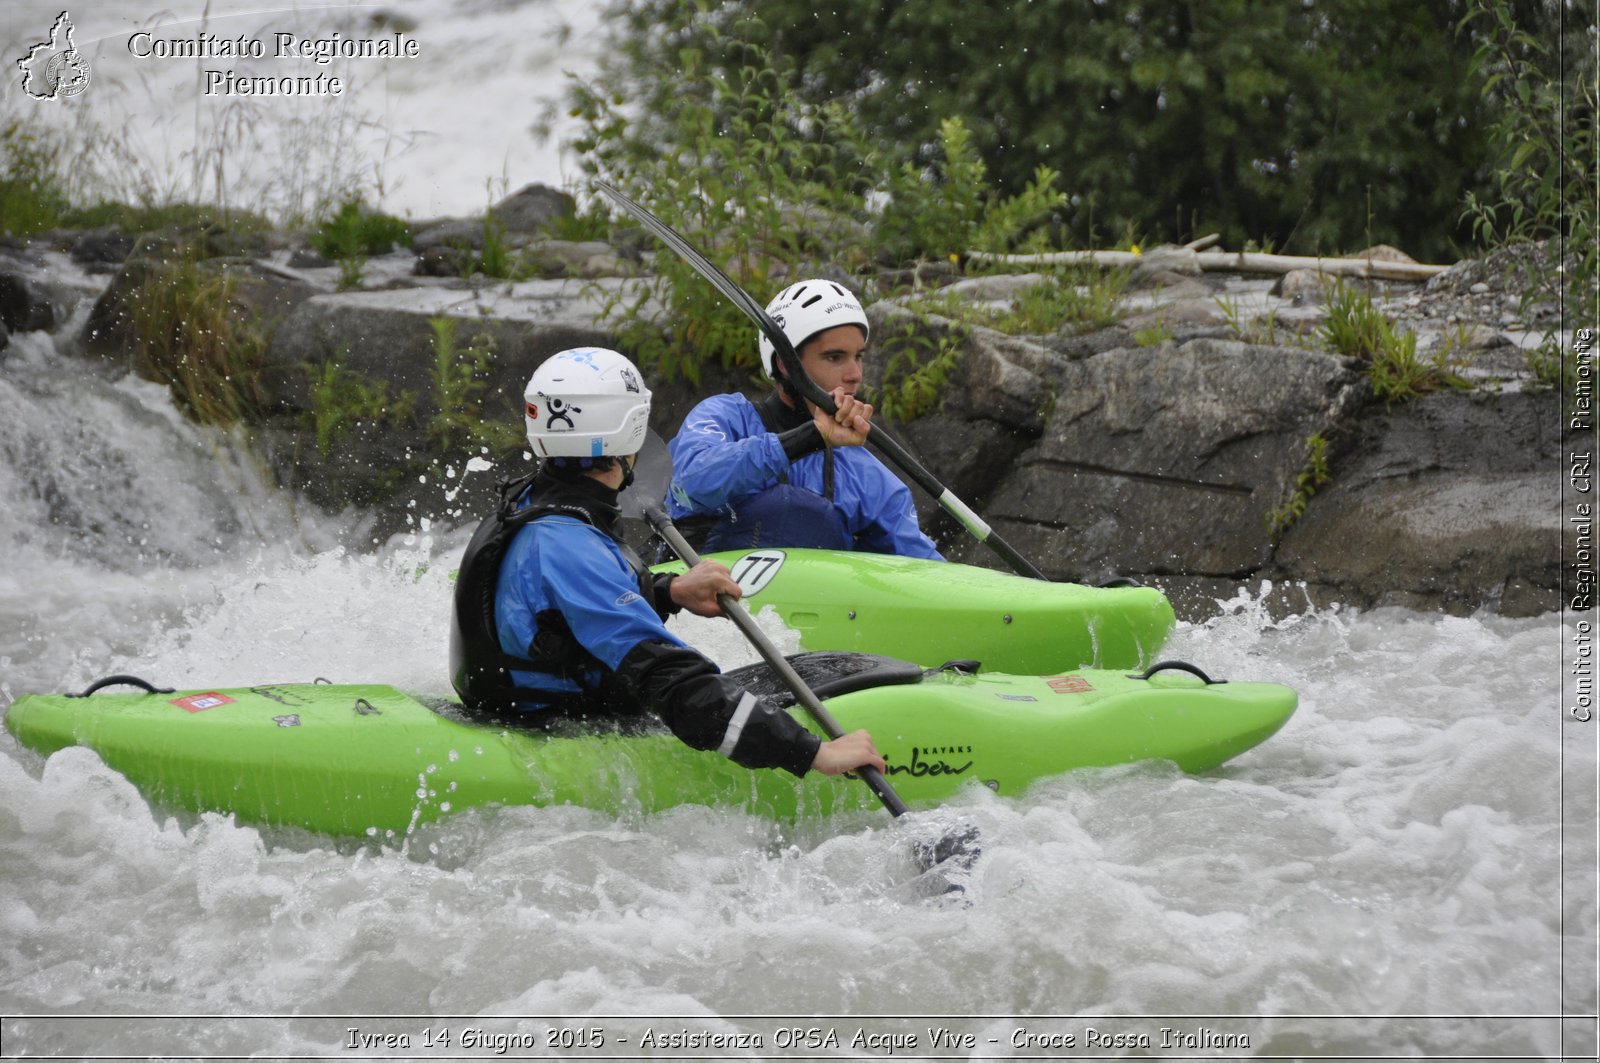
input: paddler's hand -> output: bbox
[811,728,886,776]
[668,559,742,618]
[808,387,873,448]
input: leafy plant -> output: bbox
[1267,433,1331,542]
[1320,282,1468,407]
[1459,0,1596,386]
[469,212,515,279]
[905,270,1125,338]
[569,10,867,383]
[873,317,966,422]
[122,252,267,425]
[1318,284,1391,360]
[1002,271,1125,334]
[589,0,1516,262]
[547,201,612,242]
[0,121,71,236]
[876,117,1067,265]
[310,195,411,290]
[1134,321,1174,347]
[309,195,411,258]
[426,317,520,455]
[1367,329,1471,407]
[304,351,416,458]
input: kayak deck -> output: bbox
[654,548,1176,673]
[5,660,1294,838]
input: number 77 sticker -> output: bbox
[729,550,786,596]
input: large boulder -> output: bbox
[1274,389,1564,616]
[948,338,1365,584]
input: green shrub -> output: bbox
[1461,0,1596,325]
[0,122,70,236]
[876,117,1067,265]
[1321,282,1468,407]
[123,254,267,425]
[310,196,411,259]
[570,10,866,383]
[426,317,521,455]
[904,269,1125,338]
[305,353,416,458]
[874,317,966,422]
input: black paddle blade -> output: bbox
[618,430,674,523]
[593,181,828,414]
[910,821,984,897]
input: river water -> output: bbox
[3,2,1595,1059]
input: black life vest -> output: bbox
[449,470,656,713]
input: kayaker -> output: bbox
[449,346,886,780]
[665,279,944,559]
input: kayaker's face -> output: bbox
[797,325,867,396]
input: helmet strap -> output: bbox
[772,363,803,407]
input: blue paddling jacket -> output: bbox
[449,468,822,776]
[666,392,943,559]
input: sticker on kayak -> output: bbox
[729,550,786,596]
[1045,675,1095,694]
[171,692,235,713]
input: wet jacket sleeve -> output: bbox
[530,523,820,776]
[666,395,790,517]
[616,640,822,776]
[530,524,692,671]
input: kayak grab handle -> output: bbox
[65,675,177,698]
[1126,660,1227,685]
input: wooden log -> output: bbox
[966,246,1452,282]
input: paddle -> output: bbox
[622,433,908,816]
[594,180,1050,582]
[620,432,980,877]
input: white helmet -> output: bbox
[523,347,651,458]
[757,278,870,379]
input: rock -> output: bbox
[1274,390,1563,616]
[412,244,474,277]
[951,338,1364,585]
[1352,244,1418,264]
[1120,297,1230,334]
[520,240,633,279]
[1272,269,1333,302]
[489,183,576,236]
[873,259,960,292]
[287,247,335,269]
[412,218,490,253]
[1131,246,1203,279]
[70,227,138,270]
[1129,270,1212,297]
[0,259,60,333]
[941,272,1050,301]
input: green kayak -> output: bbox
[650,548,1175,673]
[5,655,1294,838]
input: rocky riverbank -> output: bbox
[0,184,1578,620]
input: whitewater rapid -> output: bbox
[0,307,1593,1060]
